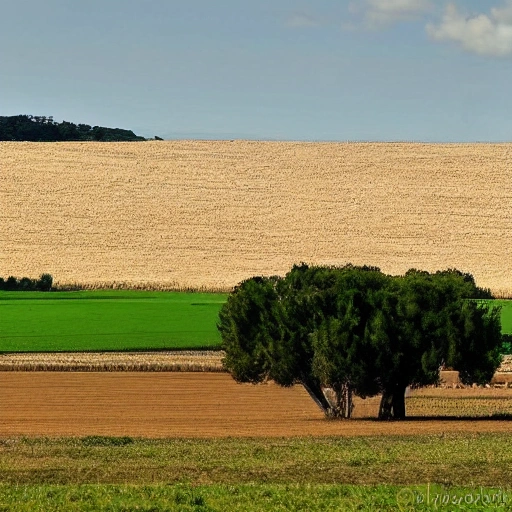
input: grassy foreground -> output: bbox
[0,435,511,510]
[0,291,226,352]
[2,483,510,511]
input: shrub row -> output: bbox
[0,273,53,291]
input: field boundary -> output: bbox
[1,352,512,385]
[52,281,511,298]
[52,281,233,293]
[0,351,225,372]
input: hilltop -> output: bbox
[0,114,156,142]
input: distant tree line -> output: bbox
[0,274,53,291]
[0,115,150,142]
[219,264,503,420]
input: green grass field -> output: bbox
[0,435,510,510]
[1,292,511,353]
[0,290,227,352]
[497,300,512,334]
[1,483,509,511]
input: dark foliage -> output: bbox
[0,273,53,291]
[0,115,147,142]
[502,334,512,354]
[218,265,503,420]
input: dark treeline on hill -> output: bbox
[0,274,53,291]
[0,115,150,142]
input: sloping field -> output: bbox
[1,372,512,438]
[1,141,511,295]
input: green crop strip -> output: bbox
[0,291,227,352]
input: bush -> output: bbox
[37,273,53,291]
[0,274,53,291]
[501,334,512,355]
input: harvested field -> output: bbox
[352,387,512,418]
[2,141,511,295]
[2,352,511,375]
[0,351,224,372]
[2,372,512,438]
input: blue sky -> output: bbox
[1,0,511,141]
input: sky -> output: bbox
[1,0,511,142]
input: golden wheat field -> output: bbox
[2,141,511,294]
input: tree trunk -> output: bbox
[320,382,353,419]
[391,385,406,419]
[378,383,407,420]
[302,378,332,414]
[378,391,393,420]
[334,382,353,419]
[303,378,354,419]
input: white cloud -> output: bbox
[285,13,320,28]
[352,0,432,28]
[427,2,512,57]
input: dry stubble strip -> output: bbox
[1,352,511,374]
[0,351,225,372]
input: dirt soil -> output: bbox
[1,372,512,438]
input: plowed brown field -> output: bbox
[2,373,512,438]
[2,141,511,295]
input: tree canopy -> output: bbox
[218,264,502,420]
[0,274,53,291]
[0,115,149,142]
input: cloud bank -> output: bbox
[292,1,512,58]
[427,2,512,57]
[352,0,432,28]
[285,13,320,28]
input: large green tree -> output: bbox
[367,269,501,419]
[218,265,503,420]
